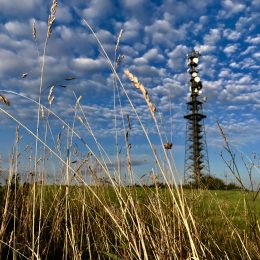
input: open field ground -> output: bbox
[0,185,259,259]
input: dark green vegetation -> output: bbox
[0,183,259,259]
[182,174,242,190]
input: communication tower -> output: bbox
[184,50,210,187]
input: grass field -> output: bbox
[0,184,259,259]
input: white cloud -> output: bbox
[235,16,256,32]
[4,21,31,36]
[134,48,164,65]
[95,29,114,44]
[240,46,257,56]
[238,76,252,84]
[72,57,107,72]
[223,28,241,40]
[0,49,31,77]
[204,28,221,45]
[82,0,114,24]
[145,20,188,47]
[246,35,260,45]
[229,62,240,68]
[199,55,218,78]
[223,44,238,55]
[219,69,232,78]
[167,45,188,70]
[218,0,246,18]
[122,0,147,8]
[152,77,185,101]
[241,58,260,70]
[196,44,216,53]
[56,5,73,23]
[130,64,165,78]
[122,18,142,41]
[1,0,41,13]
[121,45,139,58]
[253,52,260,60]
[193,16,208,34]
[143,48,162,61]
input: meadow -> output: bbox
[0,184,259,259]
[0,1,260,259]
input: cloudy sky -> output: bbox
[0,0,259,184]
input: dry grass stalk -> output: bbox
[115,29,123,52]
[77,116,84,125]
[32,21,37,39]
[217,121,228,146]
[41,105,44,118]
[76,96,82,104]
[57,132,61,148]
[47,0,58,38]
[49,96,54,105]
[15,126,19,144]
[124,69,156,115]
[127,114,131,130]
[0,94,10,106]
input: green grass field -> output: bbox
[1,184,259,259]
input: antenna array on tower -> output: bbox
[184,50,210,187]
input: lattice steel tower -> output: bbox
[184,50,210,187]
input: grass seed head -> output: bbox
[47,0,58,38]
[115,29,123,52]
[163,141,173,150]
[0,94,10,106]
[48,86,55,105]
[116,54,124,68]
[124,69,156,115]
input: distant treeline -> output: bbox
[0,174,241,191]
[130,175,242,190]
[182,175,242,190]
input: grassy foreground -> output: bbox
[0,184,259,259]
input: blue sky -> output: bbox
[0,0,259,185]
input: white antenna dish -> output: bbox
[194,76,200,83]
[192,57,199,64]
